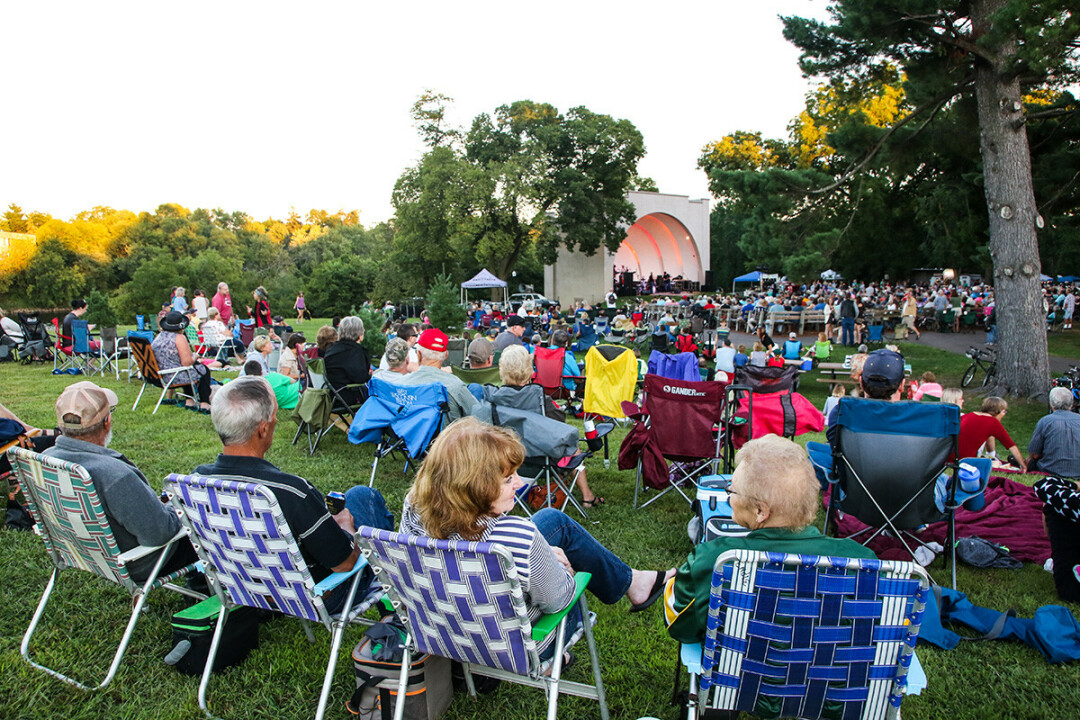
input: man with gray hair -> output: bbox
[324,315,371,408]
[43,381,197,583]
[1027,386,1080,478]
[194,376,393,612]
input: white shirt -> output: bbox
[192,296,209,319]
[715,346,737,373]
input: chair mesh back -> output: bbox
[356,528,534,676]
[8,447,133,589]
[643,374,725,459]
[583,345,637,418]
[835,398,959,529]
[128,337,162,386]
[71,320,91,354]
[533,347,566,390]
[702,550,927,720]
[165,474,326,623]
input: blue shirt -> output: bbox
[1029,410,1080,478]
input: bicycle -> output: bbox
[961,346,997,387]
[1051,365,1080,412]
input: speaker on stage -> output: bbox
[704,270,714,289]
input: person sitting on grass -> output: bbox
[813,331,832,362]
[665,434,875,645]
[782,332,802,360]
[913,371,944,400]
[957,396,1026,469]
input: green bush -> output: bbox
[84,289,120,328]
[425,272,462,334]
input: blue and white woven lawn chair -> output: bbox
[682,550,929,720]
[347,376,448,487]
[10,448,199,690]
[355,527,609,720]
[165,474,384,720]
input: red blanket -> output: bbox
[833,476,1052,563]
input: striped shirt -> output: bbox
[401,498,574,650]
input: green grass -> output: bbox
[2,336,1079,719]
[1048,330,1080,365]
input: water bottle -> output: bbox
[958,463,980,493]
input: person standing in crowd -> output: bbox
[248,286,271,328]
[171,287,189,314]
[212,282,233,325]
[192,289,209,322]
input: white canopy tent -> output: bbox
[460,268,510,307]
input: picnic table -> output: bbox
[816,361,858,384]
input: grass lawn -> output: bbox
[1,333,1079,719]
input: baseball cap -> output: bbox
[861,349,905,393]
[789,332,797,339]
[467,337,494,365]
[417,328,448,352]
[55,381,119,431]
[506,316,526,328]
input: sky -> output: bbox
[2,1,831,226]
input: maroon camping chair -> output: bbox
[622,374,730,509]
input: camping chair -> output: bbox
[681,550,929,720]
[573,324,599,353]
[534,346,583,403]
[446,337,466,367]
[16,311,51,363]
[867,323,885,345]
[824,397,966,587]
[129,336,196,413]
[291,358,337,456]
[450,364,503,387]
[648,350,699,382]
[165,473,383,720]
[67,319,98,374]
[51,317,75,372]
[356,527,609,720]
[474,383,607,519]
[9,448,200,690]
[627,374,727,509]
[124,329,154,382]
[238,320,255,346]
[348,376,449,487]
[583,344,639,465]
[96,327,127,380]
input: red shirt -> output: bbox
[957,413,1014,459]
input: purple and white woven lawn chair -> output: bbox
[165,473,384,720]
[9,447,200,691]
[355,527,610,720]
[681,550,930,720]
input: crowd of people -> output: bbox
[2,273,1080,712]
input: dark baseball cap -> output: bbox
[506,316,526,327]
[861,349,905,393]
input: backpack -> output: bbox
[348,622,452,720]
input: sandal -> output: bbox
[582,496,606,509]
[629,571,668,613]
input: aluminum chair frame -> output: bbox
[356,527,609,720]
[9,447,200,691]
[683,550,929,720]
[165,473,383,720]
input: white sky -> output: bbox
[2,1,830,225]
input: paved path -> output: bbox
[724,328,1079,374]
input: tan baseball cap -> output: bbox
[55,381,119,430]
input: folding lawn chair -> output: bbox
[356,528,609,720]
[128,336,195,413]
[51,317,75,372]
[446,337,466,367]
[681,550,929,720]
[348,376,449,487]
[824,397,972,587]
[627,374,728,509]
[533,346,583,403]
[165,473,384,720]
[450,364,502,387]
[97,327,128,380]
[124,329,154,382]
[9,448,199,690]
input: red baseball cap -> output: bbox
[417,328,448,352]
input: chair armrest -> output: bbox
[116,528,189,566]
[312,556,368,597]
[680,642,703,674]
[532,571,591,642]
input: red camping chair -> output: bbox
[533,347,584,403]
[622,374,730,509]
[51,318,75,372]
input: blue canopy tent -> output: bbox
[1059,275,1080,283]
[460,268,509,307]
[732,271,762,292]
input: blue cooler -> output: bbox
[690,474,751,544]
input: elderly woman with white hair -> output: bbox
[666,434,876,645]
[323,316,371,407]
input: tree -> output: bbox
[21,239,85,307]
[425,273,462,334]
[392,96,650,284]
[781,1,1080,394]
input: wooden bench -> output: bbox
[799,310,827,334]
[768,310,803,334]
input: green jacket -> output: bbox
[665,526,876,644]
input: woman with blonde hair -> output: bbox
[402,418,674,658]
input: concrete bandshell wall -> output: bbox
[545,191,710,306]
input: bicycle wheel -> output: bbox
[961,363,978,388]
[982,364,997,388]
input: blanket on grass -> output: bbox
[833,476,1052,564]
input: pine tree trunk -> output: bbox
[972,0,1050,397]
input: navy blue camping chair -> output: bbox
[824,397,965,586]
[867,324,885,344]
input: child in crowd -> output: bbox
[814,331,832,362]
[941,387,964,409]
[823,383,846,426]
[733,344,749,368]
[913,371,944,400]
